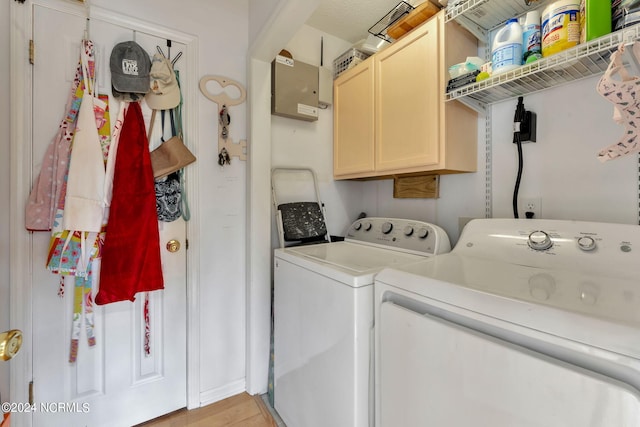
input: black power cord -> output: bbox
[512,97,526,219]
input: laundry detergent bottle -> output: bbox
[492,18,523,74]
[523,10,542,63]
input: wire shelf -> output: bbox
[446,23,640,106]
[444,0,553,29]
[444,0,640,225]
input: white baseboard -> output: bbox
[199,379,246,407]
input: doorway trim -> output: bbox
[9,1,202,421]
[245,0,321,395]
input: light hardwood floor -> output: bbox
[135,393,278,427]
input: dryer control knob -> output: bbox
[417,228,429,239]
[364,222,372,231]
[528,231,553,251]
[577,236,596,251]
[404,226,414,236]
[354,222,362,231]
[382,222,393,234]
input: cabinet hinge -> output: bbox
[15,0,26,3]
[29,40,34,65]
[28,381,34,405]
[185,239,189,250]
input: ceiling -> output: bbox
[305,0,411,44]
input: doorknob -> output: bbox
[0,329,23,361]
[166,239,181,253]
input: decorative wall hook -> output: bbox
[199,75,247,164]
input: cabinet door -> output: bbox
[333,58,375,178]
[375,17,440,172]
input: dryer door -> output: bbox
[378,301,640,427]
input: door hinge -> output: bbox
[15,0,26,3]
[28,381,34,405]
[29,40,34,65]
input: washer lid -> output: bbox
[376,253,640,359]
[275,241,427,287]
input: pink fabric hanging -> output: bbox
[45,40,107,278]
[96,102,164,305]
[25,61,83,231]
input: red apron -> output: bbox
[96,102,163,304]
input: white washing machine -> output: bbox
[375,218,640,427]
[274,217,451,427]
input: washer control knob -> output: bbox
[364,222,372,231]
[577,236,596,252]
[382,222,393,234]
[417,228,429,239]
[528,231,553,251]
[354,222,362,231]
[404,226,414,236]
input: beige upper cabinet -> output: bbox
[333,56,375,177]
[375,15,440,173]
[333,11,478,180]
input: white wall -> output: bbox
[246,0,322,395]
[0,0,10,405]
[249,0,281,48]
[349,44,636,244]
[271,24,363,241]
[491,76,637,225]
[357,77,638,245]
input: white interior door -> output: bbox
[31,5,187,426]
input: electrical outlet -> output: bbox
[520,197,541,219]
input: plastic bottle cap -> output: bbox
[507,18,518,24]
[476,71,490,82]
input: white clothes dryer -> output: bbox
[274,217,450,427]
[375,218,640,427]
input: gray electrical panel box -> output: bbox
[271,55,319,122]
